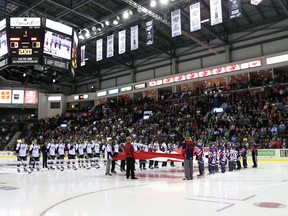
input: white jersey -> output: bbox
[47,143,57,156]
[104,144,113,160]
[77,143,85,155]
[133,142,139,151]
[16,143,28,157]
[29,144,40,157]
[68,143,76,155]
[57,143,66,155]
[94,142,100,154]
[86,143,94,154]
[113,143,119,153]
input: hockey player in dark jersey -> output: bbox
[195,140,205,177]
[207,143,216,175]
[218,142,227,173]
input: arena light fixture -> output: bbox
[113,20,119,25]
[84,29,90,38]
[150,0,157,7]
[160,0,169,5]
[79,34,84,40]
[128,10,133,16]
[123,11,129,19]
[105,20,110,26]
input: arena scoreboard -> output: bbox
[0,17,77,77]
[8,17,43,65]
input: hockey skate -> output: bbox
[24,167,32,174]
[60,166,64,171]
[73,165,77,170]
[17,168,20,173]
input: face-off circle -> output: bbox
[254,202,286,208]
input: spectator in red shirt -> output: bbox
[124,136,137,179]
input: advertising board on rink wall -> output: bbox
[0,149,287,159]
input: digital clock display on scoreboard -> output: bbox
[9,17,42,65]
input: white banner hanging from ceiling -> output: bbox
[118,30,126,54]
[146,20,154,45]
[80,45,85,66]
[131,25,139,51]
[190,2,201,32]
[171,9,181,37]
[96,39,103,62]
[210,0,223,26]
[107,34,114,58]
[229,0,242,19]
[251,0,263,5]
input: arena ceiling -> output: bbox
[0,0,288,90]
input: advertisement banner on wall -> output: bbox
[210,0,223,26]
[118,30,126,54]
[96,39,103,62]
[247,149,276,157]
[12,90,24,104]
[107,34,114,58]
[190,2,201,32]
[280,150,288,157]
[229,0,242,19]
[0,90,11,104]
[24,90,37,104]
[171,9,181,37]
[131,25,139,51]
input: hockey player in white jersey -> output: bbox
[56,139,65,171]
[93,140,101,169]
[29,139,41,171]
[85,140,94,169]
[47,139,57,170]
[67,141,77,170]
[16,139,31,173]
[76,141,85,168]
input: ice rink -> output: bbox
[0,159,287,216]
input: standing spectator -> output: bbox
[182,136,194,180]
[124,136,137,179]
[41,141,47,168]
[251,142,258,168]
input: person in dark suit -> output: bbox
[41,142,48,168]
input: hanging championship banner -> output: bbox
[131,25,139,51]
[107,34,114,58]
[119,30,126,54]
[190,2,201,32]
[229,0,242,19]
[96,39,103,62]
[171,9,181,37]
[80,45,85,66]
[210,0,223,26]
[146,20,154,45]
[251,0,262,5]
